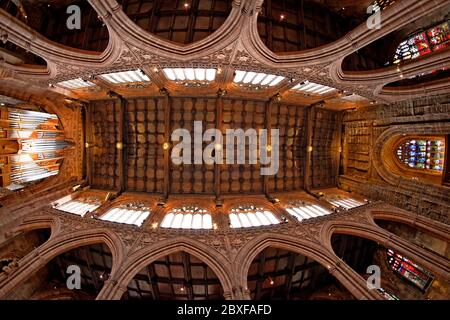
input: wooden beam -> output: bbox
[118,97,127,193]
[304,106,315,191]
[185,0,200,44]
[162,90,171,200]
[254,249,267,300]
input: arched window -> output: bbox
[387,249,434,291]
[325,195,366,210]
[396,138,445,172]
[284,200,331,222]
[393,21,450,64]
[229,204,279,228]
[100,202,151,226]
[160,206,213,229]
[54,195,101,217]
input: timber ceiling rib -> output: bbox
[90,100,121,191]
[119,0,233,45]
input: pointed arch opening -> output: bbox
[121,251,224,300]
[257,0,367,53]
[246,246,355,300]
[5,242,113,300]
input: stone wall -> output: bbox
[339,94,450,225]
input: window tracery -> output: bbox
[228,204,279,228]
[160,206,213,229]
[54,196,102,217]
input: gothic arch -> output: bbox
[234,232,380,300]
[373,122,450,202]
[101,236,234,300]
[88,0,243,59]
[0,227,125,299]
[322,220,450,282]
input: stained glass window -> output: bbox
[396,139,445,172]
[387,249,434,291]
[393,21,450,64]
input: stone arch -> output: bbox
[322,220,450,282]
[368,210,450,258]
[374,122,450,187]
[382,134,445,185]
[91,0,243,59]
[0,227,125,299]
[102,236,234,300]
[0,223,52,272]
[234,232,380,300]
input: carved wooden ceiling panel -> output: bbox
[170,97,216,194]
[88,97,338,196]
[268,103,307,192]
[90,100,121,190]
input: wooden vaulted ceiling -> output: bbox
[88,96,340,196]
